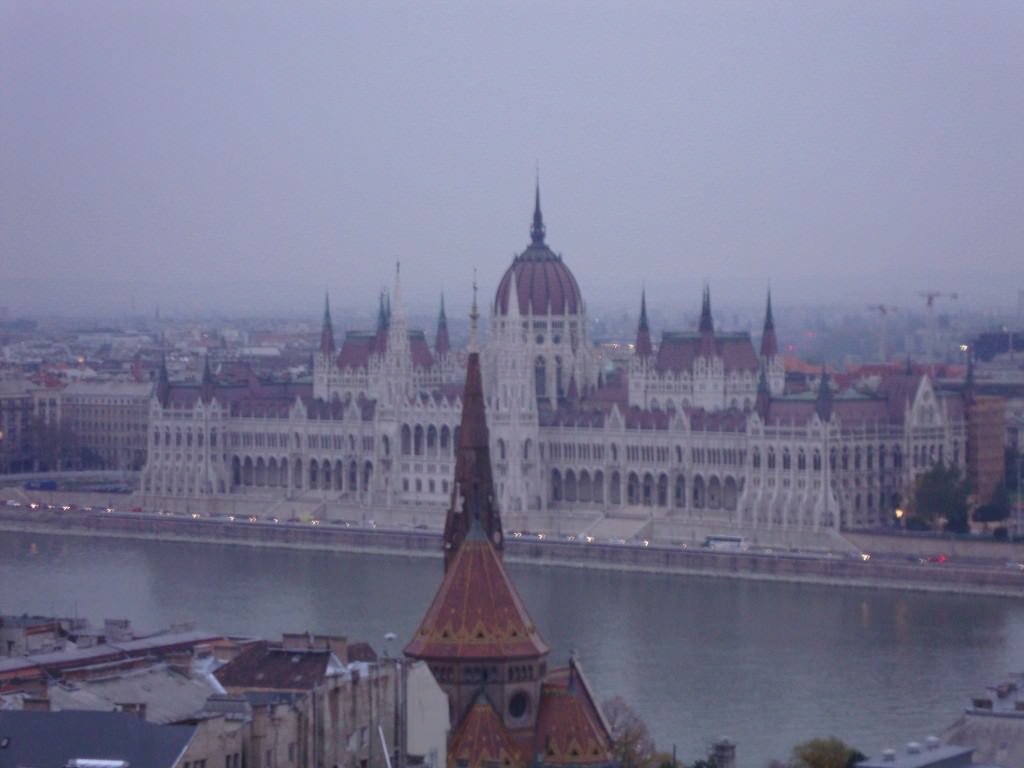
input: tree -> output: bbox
[791,737,865,768]
[973,486,1011,530]
[913,463,970,533]
[603,696,657,768]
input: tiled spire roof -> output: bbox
[404,522,549,660]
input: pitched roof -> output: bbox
[655,332,759,374]
[447,694,525,768]
[213,642,337,692]
[404,531,549,661]
[534,662,616,767]
[0,710,195,768]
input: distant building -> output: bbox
[944,672,1024,767]
[60,379,154,470]
[0,376,33,473]
[139,188,972,543]
[859,738,975,768]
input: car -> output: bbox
[927,554,949,564]
[131,506,144,513]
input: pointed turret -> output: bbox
[635,289,653,358]
[443,281,501,571]
[319,292,336,357]
[699,286,716,356]
[815,365,833,421]
[432,293,450,355]
[530,178,546,247]
[374,292,389,353]
[760,290,778,358]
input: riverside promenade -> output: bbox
[1,501,1022,598]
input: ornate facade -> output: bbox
[141,187,968,537]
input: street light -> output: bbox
[894,507,905,530]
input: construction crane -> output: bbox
[919,291,959,362]
[867,304,899,362]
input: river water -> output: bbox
[1,530,1021,767]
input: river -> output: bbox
[1,530,1021,767]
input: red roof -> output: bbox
[534,662,615,767]
[655,332,759,374]
[448,695,525,768]
[495,251,583,317]
[404,530,549,661]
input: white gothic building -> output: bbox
[140,188,968,535]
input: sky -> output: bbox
[2,1,1022,321]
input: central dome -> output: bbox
[494,187,583,317]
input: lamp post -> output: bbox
[894,507,905,530]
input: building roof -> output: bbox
[0,710,195,768]
[655,332,759,374]
[404,529,549,662]
[447,693,525,768]
[534,661,616,767]
[494,186,583,318]
[213,642,338,692]
[46,662,219,724]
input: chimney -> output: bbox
[116,701,147,720]
[22,696,50,712]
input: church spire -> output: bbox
[635,289,652,357]
[435,292,450,355]
[530,177,546,247]
[699,286,715,356]
[319,292,336,357]
[760,290,778,358]
[443,280,501,572]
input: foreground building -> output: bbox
[140,188,970,543]
[405,311,618,768]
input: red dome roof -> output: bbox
[494,187,583,317]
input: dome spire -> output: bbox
[530,175,546,246]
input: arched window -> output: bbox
[535,357,547,399]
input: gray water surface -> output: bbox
[1,531,1021,767]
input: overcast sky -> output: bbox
[2,2,1022,320]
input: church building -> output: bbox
[404,299,618,768]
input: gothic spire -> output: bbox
[469,272,480,353]
[635,289,653,358]
[760,290,778,358]
[699,286,715,356]
[319,292,336,357]
[435,292,451,355]
[530,178,546,247]
[443,284,502,571]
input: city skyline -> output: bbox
[3,2,1023,317]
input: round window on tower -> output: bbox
[509,691,530,719]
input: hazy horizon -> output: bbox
[3,2,1022,319]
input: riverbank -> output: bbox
[2,506,1022,598]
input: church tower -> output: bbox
[759,290,785,395]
